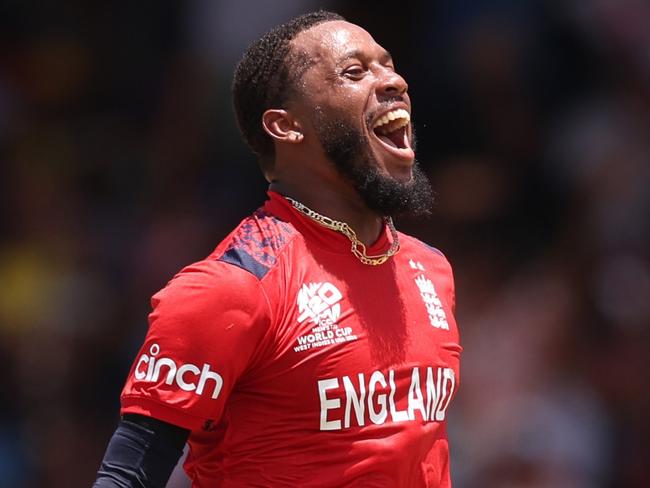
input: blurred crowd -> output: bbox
[0,1,648,487]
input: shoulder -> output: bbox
[213,207,298,281]
[398,233,457,310]
[399,233,451,266]
[150,208,298,320]
[397,233,455,289]
[149,258,269,329]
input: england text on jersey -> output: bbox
[317,365,456,430]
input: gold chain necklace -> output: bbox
[285,197,400,266]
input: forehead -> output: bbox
[291,20,386,64]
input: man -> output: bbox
[94,10,461,487]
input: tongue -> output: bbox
[378,134,398,148]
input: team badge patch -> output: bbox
[410,260,450,330]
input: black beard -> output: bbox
[314,116,434,217]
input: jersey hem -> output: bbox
[121,395,208,431]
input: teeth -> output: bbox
[372,108,410,129]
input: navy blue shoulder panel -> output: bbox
[220,247,270,281]
[217,208,296,280]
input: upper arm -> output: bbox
[120,259,272,431]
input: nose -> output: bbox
[377,68,408,97]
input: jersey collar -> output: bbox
[264,191,396,258]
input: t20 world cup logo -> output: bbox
[297,282,343,327]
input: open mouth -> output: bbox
[371,108,414,160]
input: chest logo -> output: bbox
[410,263,450,331]
[297,281,343,326]
[295,282,358,352]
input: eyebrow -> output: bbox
[337,48,393,64]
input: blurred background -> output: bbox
[1,0,648,486]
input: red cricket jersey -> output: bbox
[121,191,462,487]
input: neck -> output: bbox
[269,180,384,246]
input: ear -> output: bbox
[262,109,304,144]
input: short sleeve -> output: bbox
[120,259,271,431]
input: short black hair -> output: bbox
[232,10,345,168]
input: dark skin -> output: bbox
[94,24,419,488]
[262,21,413,246]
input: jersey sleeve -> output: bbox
[120,259,272,431]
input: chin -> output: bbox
[387,170,413,185]
[375,155,415,184]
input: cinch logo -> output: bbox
[134,344,223,399]
[297,282,343,327]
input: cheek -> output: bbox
[325,80,370,111]
[338,85,369,109]
[316,104,363,130]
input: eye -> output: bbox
[342,65,366,79]
[383,62,396,72]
